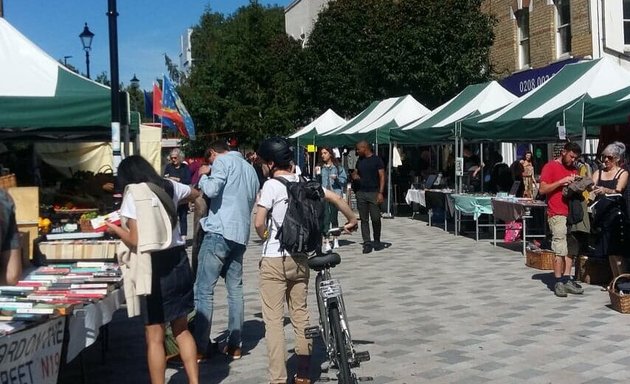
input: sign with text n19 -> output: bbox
[0,317,66,384]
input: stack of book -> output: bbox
[0,262,121,335]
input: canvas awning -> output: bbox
[564,86,630,130]
[319,95,430,146]
[288,109,346,144]
[0,18,115,140]
[461,58,630,142]
[391,81,517,144]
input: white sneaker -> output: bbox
[333,238,340,249]
[322,242,332,253]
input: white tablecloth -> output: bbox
[405,189,426,207]
[66,288,125,362]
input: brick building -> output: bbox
[484,0,630,95]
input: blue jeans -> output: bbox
[193,232,245,350]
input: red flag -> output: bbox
[153,83,163,117]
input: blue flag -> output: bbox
[161,75,196,140]
[143,91,153,119]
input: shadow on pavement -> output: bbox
[531,272,556,291]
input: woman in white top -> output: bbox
[107,155,200,384]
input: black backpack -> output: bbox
[272,177,325,255]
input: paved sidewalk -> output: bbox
[60,215,630,383]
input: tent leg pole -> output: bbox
[480,142,484,193]
[384,142,393,219]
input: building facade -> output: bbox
[484,0,630,92]
[179,28,193,78]
[284,0,332,46]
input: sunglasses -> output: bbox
[601,155,614,162]
[170,156,178,160]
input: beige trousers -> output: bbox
[260,256,312,384]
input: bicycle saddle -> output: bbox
[308,252,341,271]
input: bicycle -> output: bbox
[305,229,371,383]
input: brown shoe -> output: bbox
[293,376,311,384]
[222,345,242,360]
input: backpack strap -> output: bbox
[145,182,178,230]
[269,176,290,230]
[273,176,290,188]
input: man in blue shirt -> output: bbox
[193,140,259,359]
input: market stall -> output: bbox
[0,262,123,382]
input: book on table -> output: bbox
[0,321,26,335]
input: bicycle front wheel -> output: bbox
[329,304,353,384]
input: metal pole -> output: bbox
[85,49,91,79]
[0,0,4,18]
[385,141,393,218]
[480,142,484,193]
[123,92,130,157]
[108,0,122,172]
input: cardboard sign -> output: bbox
[0,317,66,384]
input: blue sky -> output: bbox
[4,0,290,90]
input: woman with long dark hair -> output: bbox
[108,155,199,384]
[317,146,347,251]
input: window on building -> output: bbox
[555,0,571,56]
[624,0,630,45]
[516,9,530,68]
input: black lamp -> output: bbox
[79,22,94,79]
[130,74,140,88]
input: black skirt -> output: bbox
[141,246,194,325]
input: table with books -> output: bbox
[0,262,123,383]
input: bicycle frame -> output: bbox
[317,269,354,352]
[313,264,364,383]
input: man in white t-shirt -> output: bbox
[253,137,357,384]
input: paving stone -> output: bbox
[56,213,630,383]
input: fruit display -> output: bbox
[38,217,52,234]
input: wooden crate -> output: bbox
[7,187,39,222]
[39,240,118,261]
[0,174,17,189]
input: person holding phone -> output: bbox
[539,142,583,298]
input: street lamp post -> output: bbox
[130,74,140,89]
[107,0,123,170]
[79,23,94,79]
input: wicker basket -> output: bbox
[79,218,95,233]
[608,273,630,314]
[525,249,555,270]
[0,174,16,189]
[576,255,612,286]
